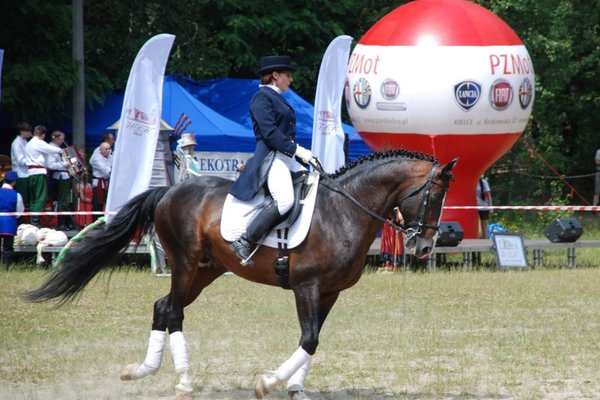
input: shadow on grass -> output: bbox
[192,388,512,399]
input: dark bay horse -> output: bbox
[26,149,457,399]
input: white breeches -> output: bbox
[267,153,303,215]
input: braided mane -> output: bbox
[328,149,438,179]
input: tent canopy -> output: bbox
[107,118,174,131]
[85,75,372,159]
[176,75,372,160]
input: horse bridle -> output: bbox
[313,159,448,243]
[396,164,448,246]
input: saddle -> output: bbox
[220,171,320,250]
[263,170,311,229]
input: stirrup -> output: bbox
[230,239,258,267]
[240,245,261,267]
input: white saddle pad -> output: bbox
[220,172,320,249]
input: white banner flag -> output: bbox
[105,34,175,221]
[311,35,353,173]
[0,49,4,102]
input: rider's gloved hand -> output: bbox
[294,145,313,163]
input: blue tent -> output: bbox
[175,75,372,160]
[85,76,255,152]
[85,75,373,159]
[162,76,256,152]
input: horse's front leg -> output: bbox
[255,286,339,399]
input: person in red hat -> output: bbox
[0,170,24,266]
[229,55,315,265]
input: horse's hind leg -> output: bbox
[121,264,226,397]
[120,294,172,381]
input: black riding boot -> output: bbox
[230,201,283,266]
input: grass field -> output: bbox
[2,267,600,400]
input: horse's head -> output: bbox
[398,158,459,258]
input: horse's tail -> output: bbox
[23,186,171,304]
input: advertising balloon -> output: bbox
[346,0,535,238]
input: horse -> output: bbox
[25,149,458,399]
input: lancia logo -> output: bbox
[454,81,481,111]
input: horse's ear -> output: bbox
[441,158,459,181]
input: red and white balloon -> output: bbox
[346,0,535,238]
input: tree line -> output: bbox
[0,0,598,206]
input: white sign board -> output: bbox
[175,151,252,182]
[492,232,527,269]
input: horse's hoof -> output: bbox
[120,363,145,381]
[288,389,311,400]
[175,368,193,394]
[254,373,278,399]
[175,390,193,400]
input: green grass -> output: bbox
[2,268,600,399]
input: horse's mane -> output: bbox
[328,149,438,179]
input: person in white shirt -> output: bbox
[24,125,65,227]
[47,131,74,230]
[91,132,115,161]
[90,142,112,218]
[10,122,32,210]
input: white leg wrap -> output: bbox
[287,358,311,391]
[275,347,312,382]
[169,331,190,373]
[139,330,166,376]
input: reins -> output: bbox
[309,158,444,243]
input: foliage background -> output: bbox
[0,0,598,205]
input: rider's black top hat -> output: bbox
[257,55,297,75]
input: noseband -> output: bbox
[315,160,447,241]
[397,164,448,245]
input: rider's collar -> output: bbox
[259,84,281,94]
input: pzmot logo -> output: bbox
[353,78,372,109]
[454,81,481,111]
[489,79,513,110]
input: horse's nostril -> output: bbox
[419,247,432,257]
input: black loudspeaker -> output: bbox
[544,218,583,243]
[436,221,464,247]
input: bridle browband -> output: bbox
[312,159,448,243]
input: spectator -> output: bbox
[476,176,493,239]
[10,122,32,212]
[47,131,75,230]
[91,132,115,159]
[75,172,93,228]
[24,125,64,227]
[90,142,112,217]
[593,149,600,206]
[379,207,404,272]
[0,171,24,267]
